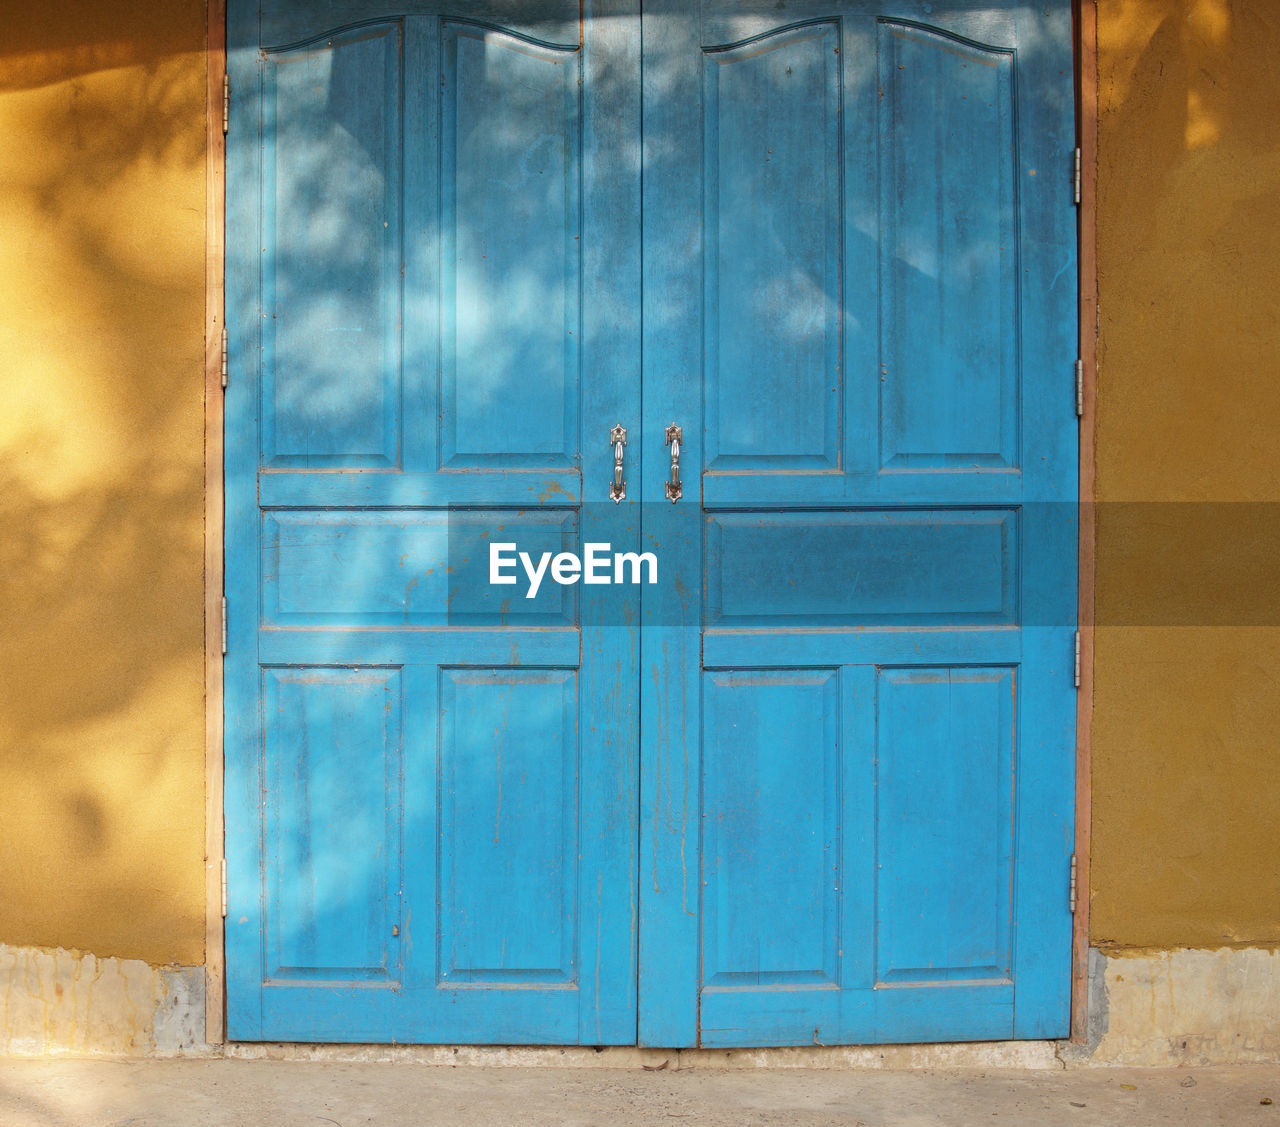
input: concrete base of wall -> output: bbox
[5,943,1279,1065]
[1066,946,1280,1067]
[0,944,205,1057]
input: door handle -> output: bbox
[609,424,627,503]
[665,424,683,503]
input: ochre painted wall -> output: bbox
[1092,0,1280,948]
[0,1,207,965]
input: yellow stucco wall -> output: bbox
[0,0,1277,976]
[1092,0,1280,948]
[0,1,207,965]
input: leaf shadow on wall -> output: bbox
[0,2,208,966]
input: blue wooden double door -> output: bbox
[225,0,1078,1046]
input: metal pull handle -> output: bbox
[609,424,627,503]
[665,424,683,503]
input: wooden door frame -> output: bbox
[204,0,227,1047]
[1072,0,1099,1046]
[200,0,1100,1048]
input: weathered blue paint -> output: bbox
[639,0,1077,1047]
[227,0,1076,1048]
[225,0,643,1043]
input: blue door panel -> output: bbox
[701,670,842,989]
[705,510,1018,627]
[440,21,582,469]
[875,667,1015,986]
[703,22,842,472]
[261,509,577,627]
[262,666,403,984]
[260,22,403,469]
[439,669,579,986]
[878,20,1019,471]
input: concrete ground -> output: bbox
[1,1061,1279,1127]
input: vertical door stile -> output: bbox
[637,0,705,1048]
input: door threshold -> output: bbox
[222,1041,1062,1070]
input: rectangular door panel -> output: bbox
[263,666,404,984]
[440,668,580,986]
[705,510,1018,627]
[441,21,581,469]
[875,666,1015,986]
[703,23,842,472]
[262,509,578,627]
[701,670,842,989]
[878,20,1018,471]
[261,22,404,468]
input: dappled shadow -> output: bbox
[0,1075,83,1127]
[0,0,207,966]
[0,1,203,92]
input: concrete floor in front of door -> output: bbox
[2,1060,1279,1127]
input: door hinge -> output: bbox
[220,328,228,389]
[220,857,228,918]
[220,596,228,656]
[1068,852,1078,914]
[1073,146,1082,206]
[222,73,229,135]
[1075,359,1084,417]
[1073,630,1081,688]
